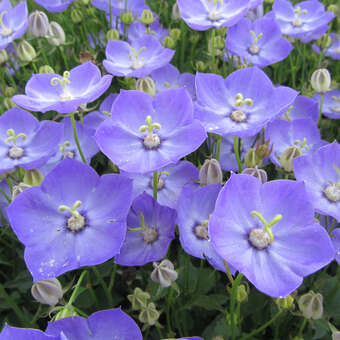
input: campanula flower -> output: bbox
[92,0,146,16]
[313,89,340,119]
[33,0,75,12]
[313,33,340,60]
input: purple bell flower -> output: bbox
[95,88,207,174]
[12,62,112,114]
[177,183,236,274]
[92,0,146,16]
[209,174,334,297]
[272,0,335,38]
[122,160,199,209]
[225,17,293,68]
[299,24,328,44]
[0,0,28,50]
[313,89,340,119]
[293,142,340,222]
[313,33,340,60]
[33,0,75,12]
[195,67,298,137]
[332,228,340,265]
[0,107,63,174]
[7,158,133,281]
[115,193,176,266]
[103,35,174,78]
[177,0,250,31]
[0,326,58,340]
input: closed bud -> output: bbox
[31,278,63,306]
[138,302,160,326]
[196,61,206,72]
[279,146,301,172]
[327,4,340,15]
[17,40,36,62]
[199,159,223,186]
[39,65,55,73]
[121,11,133,25]
[214,35,225,50]
[242,167,267,183]
[170,28,181,41]
[71,8,83,23]
[275,294,295,310]
[23,169,44,186]
[332,332,340,340]
[3,98,16,110]
[244,148,262,168]
[47,21,66,46]
[4,87,15,98]
[172,3,181,20]
[0,49,9,65]
[298,291,323,320]
[28,11,49,38]
[163,36,176,49]
[54,305,77,320]
[151,259,178,287]
[140,9,155,25]
[311,68,331,94]
[12,183,31,200]
[136,77,156,97]
[106,29,119,41]
[316,34,332,50]
[128,287,150,310]
[236,284,248,303]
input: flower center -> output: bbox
[323,165,340,203]
[51,71,73,101]
[194,219,209,240]
[230,110,247,122]
[129,46,146,70]
[142,227,158,244]
[58,200,86,233]
[0,11,12,37]
[248,30,263,55]
[229,93,253,123]
[59,141,75,159]
[139,115,162,150]
[5,129,27,160]
[208,0,223,21]
[292,6,308,27]
[8,146,24,159]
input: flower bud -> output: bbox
[0,49,9,65]
[298,291,323,320]
[4,87,15,98]
[17,40,36,63]
[140,9,155,25]
[23,169,44,187]
[170,28,181,41]
[121,12,134,25]
[12,183,31,201]
[199,159,223,186]
[244,148,262,168]
[196,61,206,72]
[327,4,340,15]
[28,11,49,38]
[242,167,267,183]
[172,3,181,20]
[311,68,331,94]
[316,34,332,50]
[236,284,248,303]
[3,98,16,110]
[138,302,160,326]
[47,22,66,46]
[106,29,119,41]
[127,287,150,310]
[333,332,340,340]
[71,8,83,23]
[54,305,77,320]
[163,36,176,49]
[151,259,178,287]
[136,77,156,97]
[39,65,55,74]
[274,294,295,310]
[31,278,63,306]
[279,146,302,172]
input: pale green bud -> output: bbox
[274,294,295,310]
[71,8,83,23]
[163,36,176,49]
[138,302,160,325]
[23,169,44,187]
[54,306,77,320]
[136,77,156,97]
[47,21,66,46]
[17,40,36,62]
[236,284,248,303]
[172,3,181,20]
[121,12,133,25]
[140,9,155,25]
[39,65,55,74]
[31,278,63,306]
[170,28,181,41]
[311,68,331,94]
[12,183,31,201]
[127,287,150,310]
[28,10,49,38]
[196,61,206,72]
[279,146,302,172]
[106,29,119,41]
[298,291,323,320]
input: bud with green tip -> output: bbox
[47,21,66,46]
[311,68,331,94]
[31,278,63,306]
[17,40,36,62]
[106,29,119,41]
[136,77,156,97]
[242,167,267,183]
[127,287,150,310]
[138,302,160,326]
[170,28,181,41]
[23,169,44,187]
[298,291,323,320]
[39,65,55,74]
[163,36,176,49]
[199,159,223,186]
[28,10,49,38]
[274,294,295,310]
[140,9,155,25]
[236,284,248,303]
[0,49,9,65]
[121,11,133,25]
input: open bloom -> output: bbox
[195,67,298,137]
[0,0,28,50]
[0,107,63,174]
[12,62,112,114]
[209,174,334,297]
[177,0,250,31]
[7,158,133,281]
[313,89,340,119]
[92,0,146,16]
[33,0,75,12]
[103,35,174,78]
[226,17,293,68]
[95,88,207,174]
[127,20,168,44]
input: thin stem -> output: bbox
[216,135,222,161]
[108,262,117,292]
[68,270,88,306]
[59,46,69,69]
[298,318,307,337]
[71,113,87,164]
[0,188,10,203]
[233,136,242,173]
[180,20,186,71]
[92,266,113,307]
[153,171,158,201]
[317,94,324,127]
[210,28,216,73]
[109,0,112,28]
[230,273,243,340]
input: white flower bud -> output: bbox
[172,3,181,20]
[17,40,36,62]
[311,68,331,94]
[199,159,223,186]
[242,167,267,183]
[31,278,63,306]
[151,259,178,287]
[47,21,66,46]
[136,77,156,97]
[28,11,49,38]
[333,332,340,340]
[0,49,9,65]
[298,291,323,320]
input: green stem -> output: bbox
[71,113,87,164]
[216,135,222,161]
[211,28,216,73]
[109,0,112,28]
[108,262,117,292]
[317,94,324,127]
[59,46,69,69]
[153,171,158,201]
[298,318,307,337]
[92,266,113,307]
[233,136,242,173]
[240,311,282,340]
[0,188,10,203]
[289,53,296,89]
[230,273,243,340]
[68,270,88,306]
[180,20,187,71]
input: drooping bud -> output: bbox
[136,77,156,97]
[138,302,160,326]
[199,159,223,186]
[17,40,36,63]
[106,29,119,41]
[170,28,181,41]
[31,278,63,306]
[121,11,134,25]
[47,21,66,46]
[0,49,9,65]
[163,36,176,49]
[275,294,295,310]
[28,11,49,38]
[140,9,155,25]
[4,87,15,98]
[12,183,31,201]
[23,169,44,187]
[279,146,302,172]
[242,167,267,183]
[311,68,331,94]
[298,291,323,320]
[39,65,55,74]
[151,259,178,287]
[244,148,262,168]
[127,287,150,310]
[70,8,83,23]
[236,284,248,303]
[172,3,181,20]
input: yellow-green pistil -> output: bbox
[292,6,308,27]
[128,212,158,244]
[323,164,340,202]
[194,218,210,240]
[59,141,75,159]
[58,200,85,232]
[128,46,146,70]
[6,129,27,159]
[208,0,223,21]
[139,115,162,149]
[249,211,282,249]
[230,93,253,123]
[249,30,263,55]
[51,71,73,101]
[0,11,12,37]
